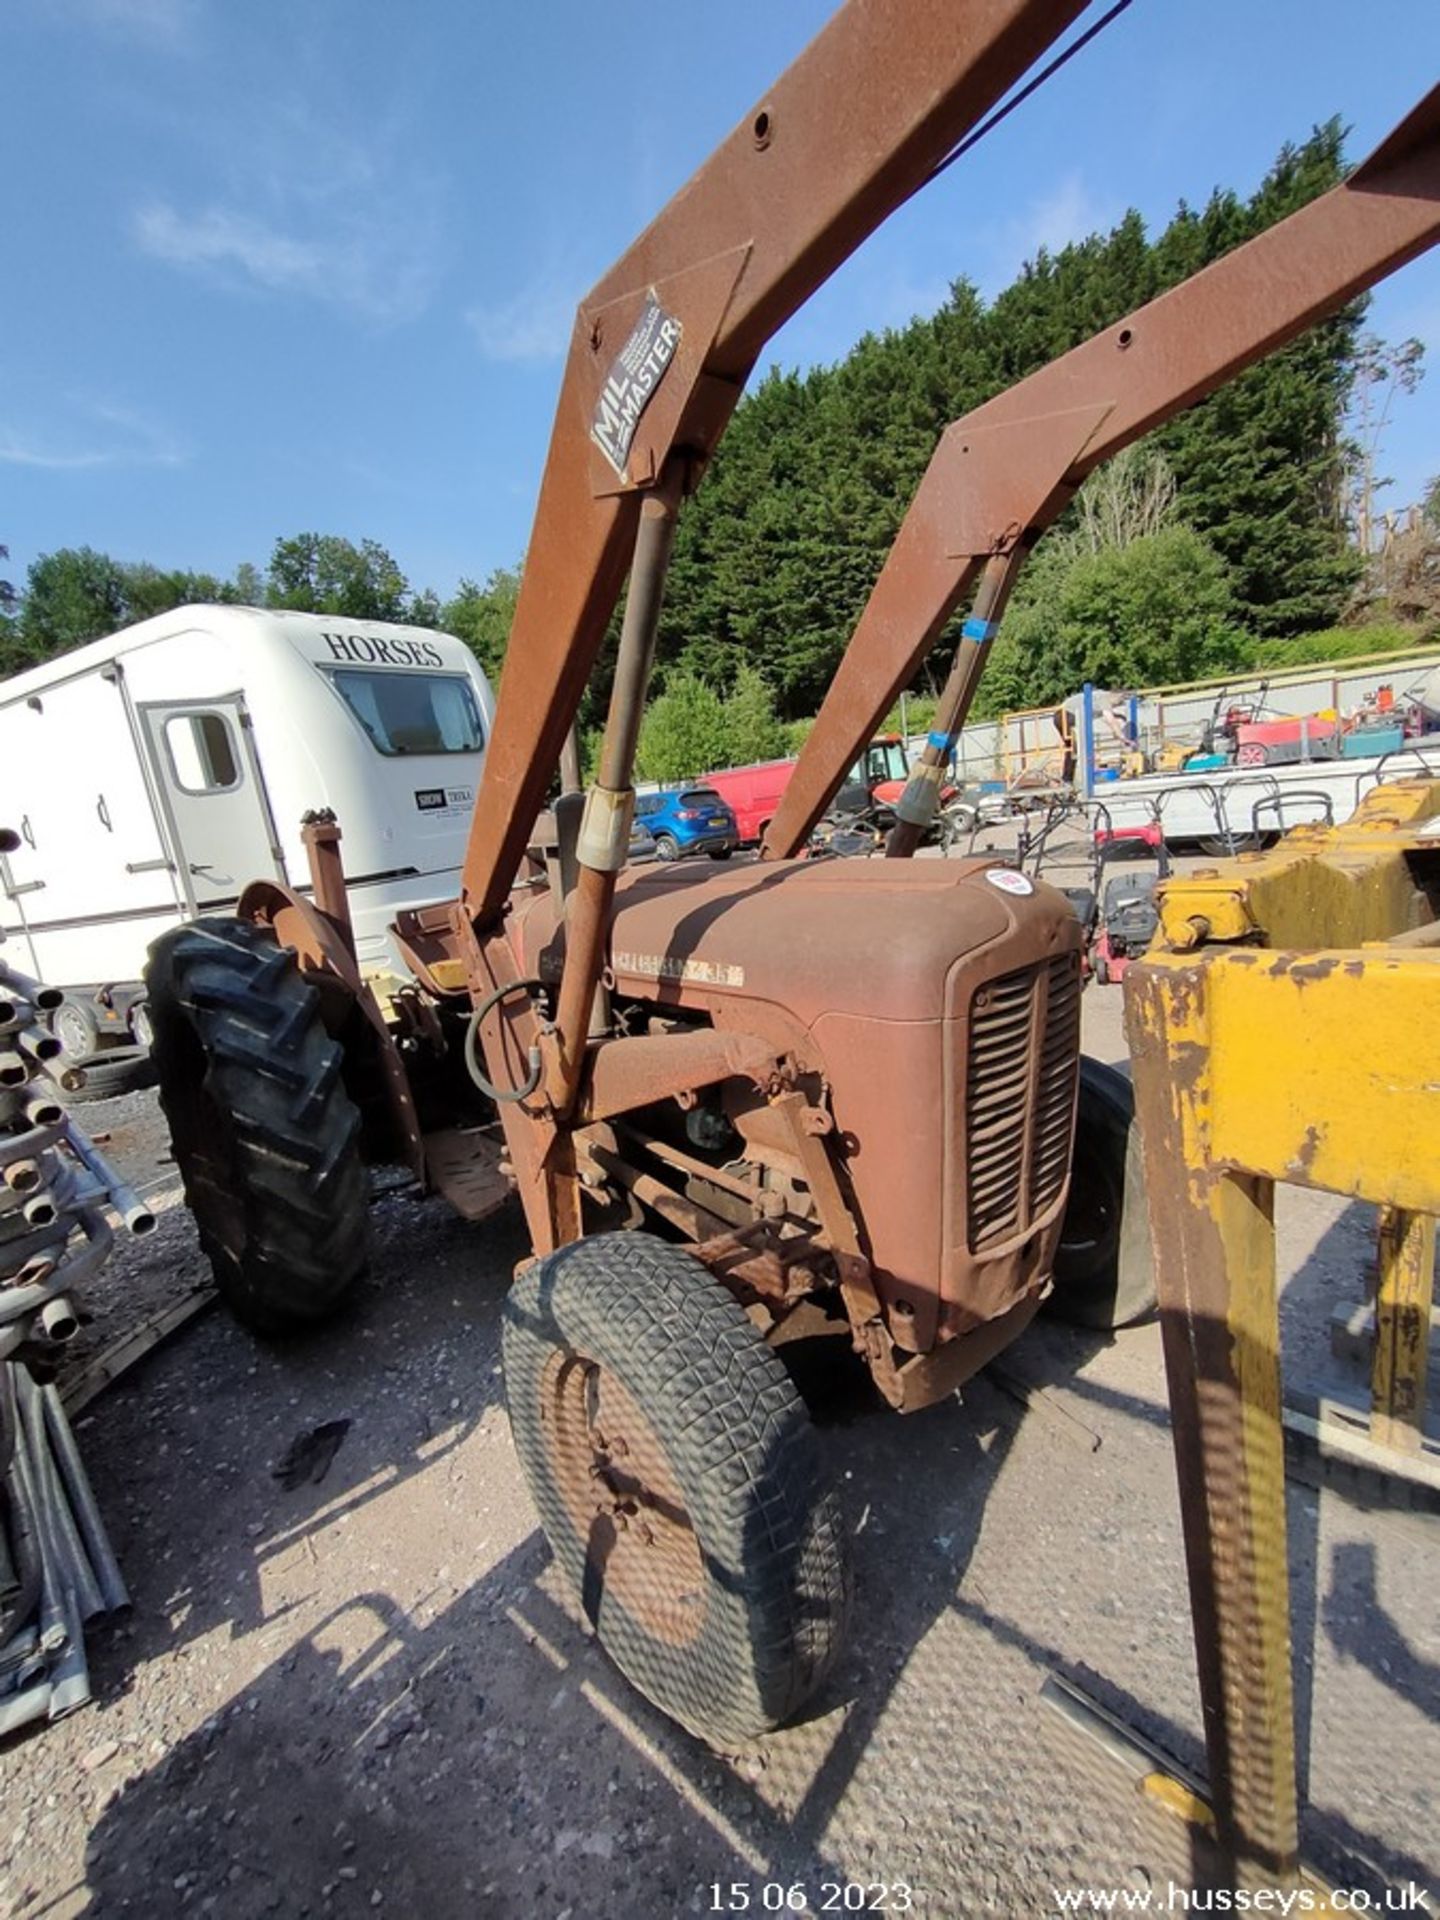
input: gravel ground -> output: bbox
[1,919,1436,1918]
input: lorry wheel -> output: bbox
[939,804,976,852]
[49,999,155,1102]
[1047,1056,1155,1330]
[145,917,369,1335]
[503,1233,849,1745]
[51,999,99,1064]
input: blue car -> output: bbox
[635,786,738,861]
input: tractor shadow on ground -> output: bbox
[71,1218,1438,1915]
[70,1185,533,1700]
[83,1340,1110,1917]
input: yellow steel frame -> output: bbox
[1123,777,1440,1886]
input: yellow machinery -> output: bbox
[1123,776,1440,1884]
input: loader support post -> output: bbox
[1127,787,1440,1884]
[1371,1205,1433,1453]
[1126,962,1298,1886]
[301,811,357,963]
[551,467,684,1112]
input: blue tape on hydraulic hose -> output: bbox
[927,730,954,752]
[962,617,997,644]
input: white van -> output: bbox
[0,605,495,1072]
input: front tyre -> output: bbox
[1047,1056,1155,1330]
[145,918,370,1335]
[503,1234,850,1745]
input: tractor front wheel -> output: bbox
[1048,1056,1155,1330]
[503,1234,849,1745]
[146,918,370,1335]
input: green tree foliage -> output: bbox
[634,665,787,781]
[1151,125,1360,632]
[722,663,789,765]
[634,675,730,783]
[439,566,521,683]
[17,546,133,658]
[0,546,20,675]
[653,124,1359,717]
[1245,622,1427,671]
[265,533,411,622]
[4,534,446,678]
[977,526,1248,715]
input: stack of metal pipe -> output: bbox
[1,827,154,1735]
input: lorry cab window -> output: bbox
[328,669,485,756]
[164,711,241,794]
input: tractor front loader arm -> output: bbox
[458,0,1091,931]
[762,81,1440,859]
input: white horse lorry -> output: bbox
[0,606,496,1095]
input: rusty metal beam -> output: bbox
[764,82,1440,857]
[459,0,1091,925]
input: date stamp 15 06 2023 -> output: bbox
[708,1884,916,1913]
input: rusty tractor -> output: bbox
[145,1,1440,1745]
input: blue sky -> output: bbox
[5,0,1439,608]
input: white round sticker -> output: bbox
[984,867,1034,897]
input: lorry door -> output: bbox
[1,670,180,979]
[0,837,40,977]
[138,697,285,910]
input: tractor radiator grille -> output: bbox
[965,954,1081,1251]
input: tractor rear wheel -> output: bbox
[146,917,369,1335]
[1048,1056,1155,1329]
[503,1233,849,1745]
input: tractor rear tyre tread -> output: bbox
[145,917,369,1335]
[503,1234,849,1746]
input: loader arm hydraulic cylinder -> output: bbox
[762,81,1440,860]
[459,0,1091,930]
[550,468,685,1112]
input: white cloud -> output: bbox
[0,400,187,472]
[41,0,200,46]
[133,188,441,326]
[465,281,579,364]
[130,102,446,326]
[973,172,1125,297]
[1012,172,1121,263]
[135,203,322,293]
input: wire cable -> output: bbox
[924,0,1136,190]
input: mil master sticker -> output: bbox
[591,291,682,478]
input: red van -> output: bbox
[704,736,946,844]
[701,758,798,844]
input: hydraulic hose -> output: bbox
[463,979,547,1105]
